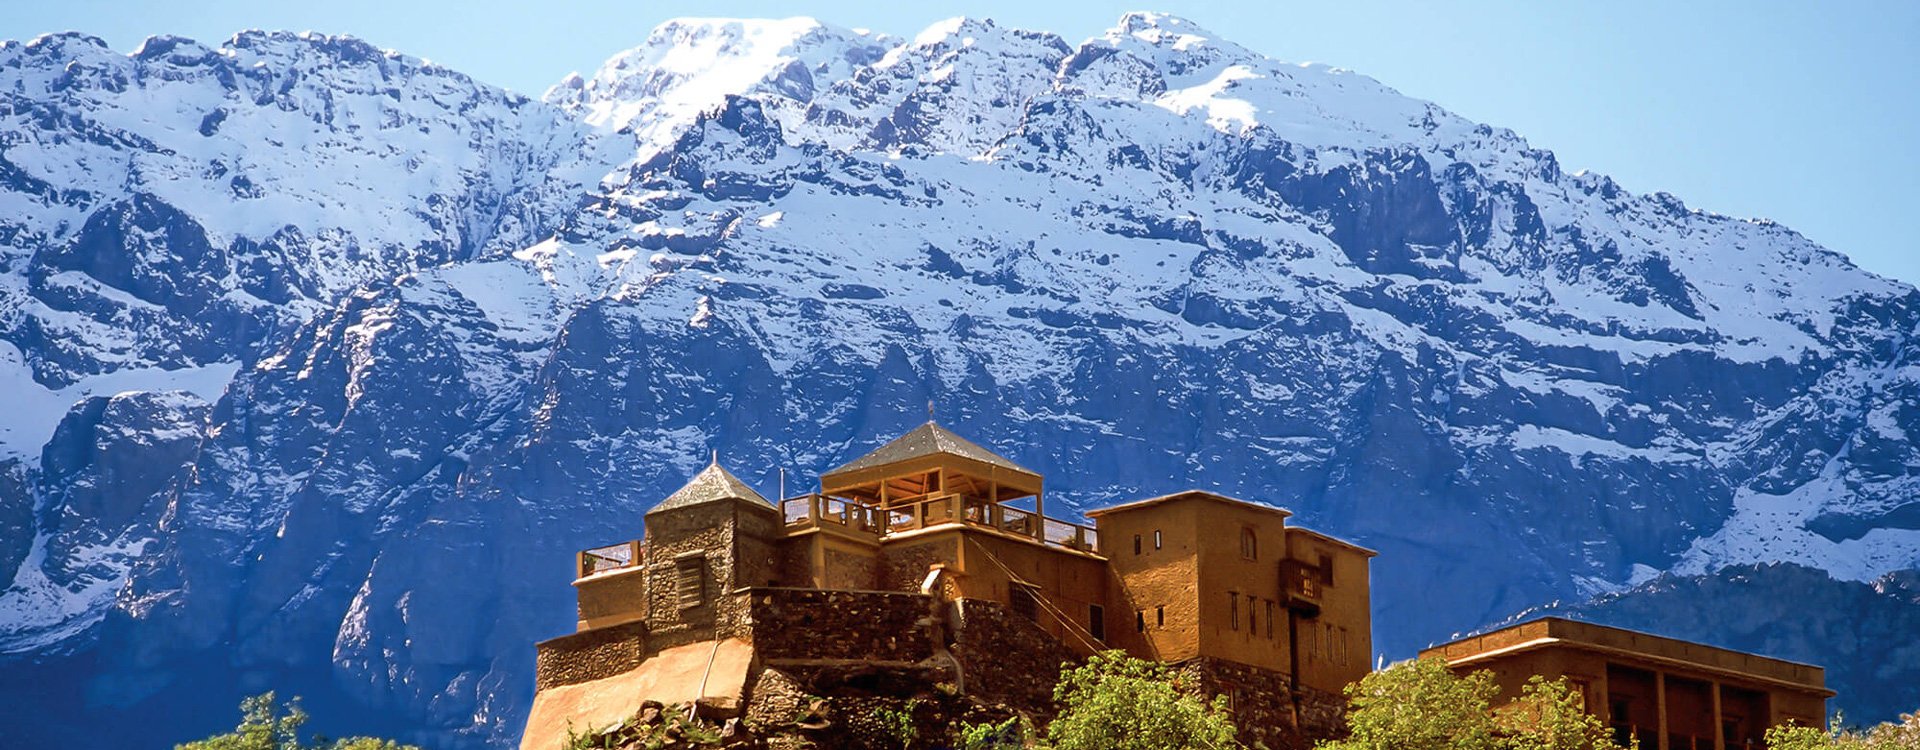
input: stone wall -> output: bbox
[1177,656,1351,750]
[749,588,936,663]
[824,546,881,590]
[1298,683,1347,743]
[535,620,649,690]
[880,537,959,592]
[950,598,1081,716]
[643,502,769,646]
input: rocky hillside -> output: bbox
[1,13,1916,748]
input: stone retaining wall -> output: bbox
[1298,683,1347,743]
[951,598,1081,716]
[748,588,937,663]
[534,619,649,690]
[1178,656,1351,750]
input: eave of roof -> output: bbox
[1085,489,1293,519]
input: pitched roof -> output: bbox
[648,461,773,514]
[826,421,1036,477]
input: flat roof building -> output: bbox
[1422,617,1834,750]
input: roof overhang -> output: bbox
[1086,489,1292,520]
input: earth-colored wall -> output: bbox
[1096,498,1205,662]
[574,567,647,631]
[1287,529,1374,695]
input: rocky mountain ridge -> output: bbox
[1,13,1916,748]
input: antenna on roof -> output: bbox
[710,448,719,466]
[779,467,786,502]
[927,399,936,423]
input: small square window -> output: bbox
[675,555,706,609]
[1156,606,1165,627]
[1153,530,1162,549]
[1228,592,1239,631]
[1133,534,1142,555]
[1010,584,1039,621]
[1136,610,1146,633]
[1089,604,1106,641]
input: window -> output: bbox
[675,555,706,608]
[1156,606,1165,627]
[1010,584,1039,621]
[1264,599,1275,639]
[1229,592,1239,631]
[1136,610,1147,633]
[1241,527,1258,560]
[1089,604,1106,641]
[1153,530,1163,549]
[1247,594,1257,633]
[1319,553,1335,585]
[1133,534,1142,555]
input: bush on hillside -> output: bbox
[175,692,419,750]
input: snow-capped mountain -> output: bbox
[2,13,1917,747]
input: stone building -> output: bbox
[523,421,1375,750]
[1422,618,1834,750]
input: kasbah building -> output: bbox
[520,421,1834,750]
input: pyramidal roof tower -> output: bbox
[827,421,1035,477]
[648,459,774,515]
[820,421,1044,514]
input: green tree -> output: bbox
[1321,658,1499,750]
[1320,659,1624,750]
[1046,650,1242,750]
[178,692,310,750]
[1498,676,1616,750]
[1766,711,1920,750]
[176,692,419,750]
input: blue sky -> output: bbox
[6,1,1917,283]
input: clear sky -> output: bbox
[6,1,1917,284]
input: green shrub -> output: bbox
[1046,650,1242,750]
[176,692,418,750]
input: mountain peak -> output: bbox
[547,15,892,145]
[1108,11,1232,51]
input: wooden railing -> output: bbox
[781,492,1100,554]
[577,540,644,579]
[781,494,882,534]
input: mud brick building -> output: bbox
[523,421,1375,750]
[1423,618,1834,750]
[521,421,1832,750]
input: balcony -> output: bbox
[1281,559,1325,616]
[576,540,644,579]
[780,492,1101,554]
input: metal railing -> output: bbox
[577,540,644,579]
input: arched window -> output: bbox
[1240,527,1258,560]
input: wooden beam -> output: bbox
[1656,671,1669,750]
